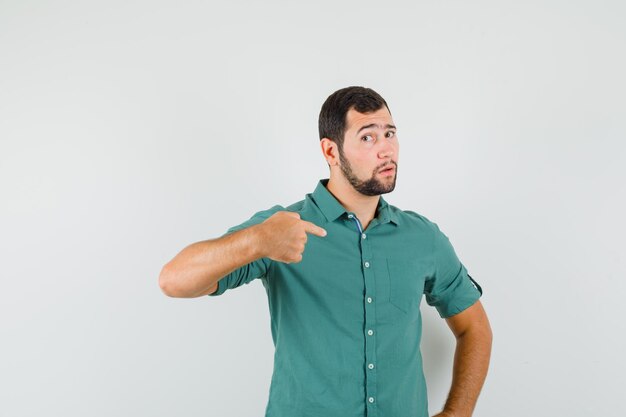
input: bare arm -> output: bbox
[433,300,493,417]
[158,211,327,298]
[159,225,263,298]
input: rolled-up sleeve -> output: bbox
[423,223,483,318]
[208,204,285,297]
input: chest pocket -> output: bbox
[385,257,427,314]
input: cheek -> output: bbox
[345,147,367,164]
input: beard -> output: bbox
[337,146,397,197]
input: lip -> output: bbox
[379,166,395,175]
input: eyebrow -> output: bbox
[356,123,397,135]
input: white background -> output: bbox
[1,1,625,416]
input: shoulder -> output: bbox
[285,197,326,225]
[250,203,289,219]
[222,203,288,236]
[393,206,441,234]
[284,199,306,213]
[392,207,456,252]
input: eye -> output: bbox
[361,134,374,142]
[385,131,396,138]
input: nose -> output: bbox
[378,140,395,159]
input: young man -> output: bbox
[159,86,492,417]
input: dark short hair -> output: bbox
[318,86,391,151]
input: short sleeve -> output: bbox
[423,223,483,318]
[208,204,285,297]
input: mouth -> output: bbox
[379,165,396,175]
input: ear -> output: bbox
[320,138,338,166]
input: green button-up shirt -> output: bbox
[210,178,483,417]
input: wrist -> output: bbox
[442,409,469,417]
[248,224,266,259]
[438,409,461,417]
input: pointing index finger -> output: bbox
[302,220,327,237]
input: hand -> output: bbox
[432,412,458,417]
[256,211,327,263]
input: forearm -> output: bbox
[159,225,264,298]
[441,327,492,417]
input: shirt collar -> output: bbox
[311,178,398,226]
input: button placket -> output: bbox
[347,212,378,415]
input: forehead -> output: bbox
[345,106,394,132]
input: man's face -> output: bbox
[336,106,399,196]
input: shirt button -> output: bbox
[367,297,372,303]
[368,363,374,369]
[362,233,366,239]
[367,329,374,336]
[368,397,375,403]
[364,261,370,268]
[348,214,354,218]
